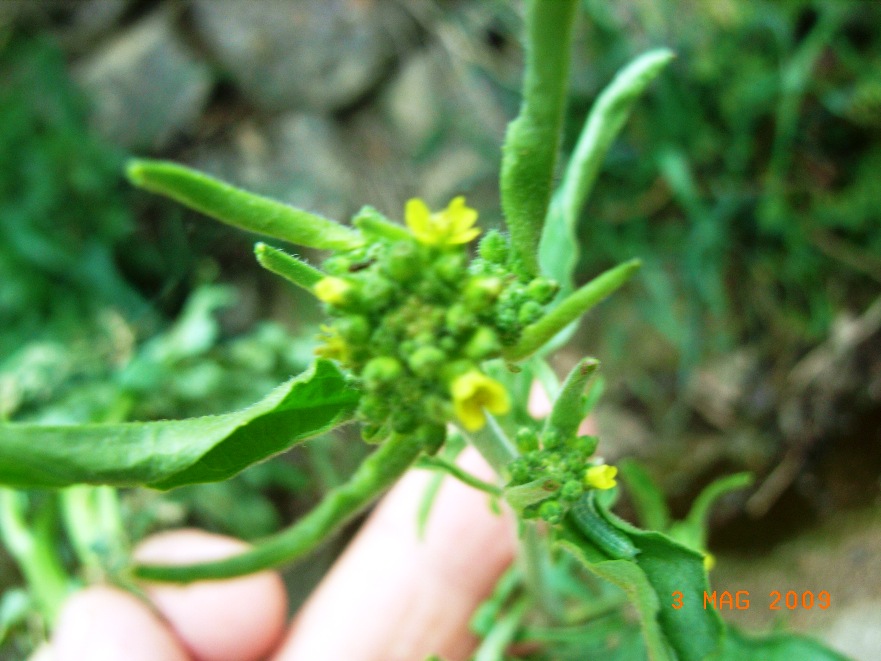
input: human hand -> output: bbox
[35,449,515,661]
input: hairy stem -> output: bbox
[500,0,578,275]
[134,432,423,582]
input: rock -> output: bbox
[190,0,418,112]
[190,113,357,224]
[74,8,213,151]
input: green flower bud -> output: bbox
[391,410,418,434]
[336,315,371,344]
[358,273,396,310]
[464,276,503,309]
[416,424,446,455]
[322,255,352,275]
[358,393,390,421]
[573,435,599,456]
[445,304,476,335]
[539,499,563,524]
[518,300,544,326]
[433,252,466,283]
[464,326,501,360]
[384,241,420,281]
[423,394,454,423]
[560,480,584,502]
[526,277,559,304]
[407,346,446,378]
[542,429,563,450]
[362,356,403,389]
[508,457,532,484]
[478,230,509,264]
[515,428,539,453]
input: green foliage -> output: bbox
[568,0,881,391]
[0,34,147,359]
[0,359,358,490]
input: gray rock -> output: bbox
[75,8,213,151]
[190,0,417,112]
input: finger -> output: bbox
[51,585,191,661]
[134,530,287,661]
[273,447,516,661]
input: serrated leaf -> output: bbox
[0,360,359,490]
[558,528,674,661]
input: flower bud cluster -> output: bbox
[313,200,556,446]
[505,427,616,525]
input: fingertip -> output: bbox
[52,585,190,661]
[135,529,287,661]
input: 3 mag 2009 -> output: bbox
[670,590,831,610]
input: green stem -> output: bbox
[133,432,424,582]
[254,242,325,291]
[61,485,126,580]
[415,456,503,497]
[520,522,563,624]
[461,415,518,478]
[505,259,641,361]
[0,490,70,625]
[474,596,530,661]
[127,159,363,251]
[500,0,578,275]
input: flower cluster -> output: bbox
[505,426,617,525]
[314,198,556,447]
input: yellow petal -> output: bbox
[584,464,618,490]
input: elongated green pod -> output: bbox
[544,357,599,439]
[500,0,578,276]
[127,159,363,250]
[570,492,639,560]
[353,206,412,243]
[133,431,423,582]
[505,259,641,361]
[254,242,324,291]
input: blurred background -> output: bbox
[1,0,879,658]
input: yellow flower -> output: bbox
[450,369,510,431]
[405,196,480,246]
[584,464,618,490]
[703,552,716,571]
[314,277,351,305]
[315,324,351,363]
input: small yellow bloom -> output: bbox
[315,324,351,363]
[584,464,618,490]
[314,277,351,305]
[450,369,510,431]
[703,552,716,571]
[405,196,481,246]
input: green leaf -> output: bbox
[0,360,359,489]
[670,472,753,550]
[618,459,671,532]
[715,626,853,661]
[538,49,674,350]
[544,357,599,439]
[127,159,363,251]
[594,499,725,661]
[558,529,674,661]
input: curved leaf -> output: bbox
[0,360,359,490]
